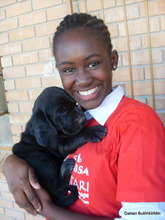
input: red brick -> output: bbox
[152,49,163,64]
[7,103,19,113]
[9,27,34,41]
[0,0,16,7]
[26,63,53,76]
[155,80,165,95]
[105,7,124,23]
[22,37,49,52]
[19,102,33,113]
[1,56,12,68]
[0,18,17,32]
[86,0,102,11]
[107,23,119,37]
[41,75,62,87]
[6,90,28,101]
[0,33,8,44]
[12,51,38,65]
[128,18,147,35]
[148,97,165,110]
[126,4,139,19]
[131,50,150,65]
[35,21,59,37]
[114,66,144,82]
[149,16,160,32]
[3,66,26,79]
[153,65,165,79]
[113,37,128,51]
[0,43,21,56]
[126,80,152,96]
[0,8,5,20]
[126,0,143,3]
[151,32,165,47]
[10,114,30,124]
[38,49,53,62]
[32,0,62,10]
[28,88,44,100]
[104,0,115,8]
[47,4,67,20]
[6,1,32,17]
[160,16,165,30]
[148,0,165,16]
[4,79,15,90]
[129,35,141,50]
[118,22,126,36]
[19,11,46,27]
[15,77,41,89]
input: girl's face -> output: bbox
[55,28,118,110]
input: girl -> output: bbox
[2,13,165,220]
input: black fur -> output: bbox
[12,87,106,206]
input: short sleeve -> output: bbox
[116,105,165,202]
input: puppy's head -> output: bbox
[54,98,86,136]
[37,87,86,136]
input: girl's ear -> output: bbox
[111,50,118,71]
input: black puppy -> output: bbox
[12,87,106,206]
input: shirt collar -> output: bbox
[85,86,124,125]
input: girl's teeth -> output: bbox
[79,87,97,96]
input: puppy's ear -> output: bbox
[34,126,49,147]
[32,111,58,149]
[31,111,51,147]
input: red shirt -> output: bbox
[66,96,165,218]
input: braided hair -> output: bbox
[52,13,113,56]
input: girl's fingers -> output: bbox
[28,167,41,189]
[14,190,38,215]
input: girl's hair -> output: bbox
[52,13,112,56]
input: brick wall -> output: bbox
[0,0,165,219]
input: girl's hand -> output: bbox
[34,187,53,217]
[3,155,42,215]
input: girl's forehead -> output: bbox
[55,28,106,58]
[56,28,95,45]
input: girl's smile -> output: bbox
[78,86,99,100]
[55,27,118,110]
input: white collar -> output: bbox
[85,86,124,125]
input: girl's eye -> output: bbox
[62,67,75,74]
[88,61,101,69]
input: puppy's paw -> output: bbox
[86,125,107,142]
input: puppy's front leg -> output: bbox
[81,125,107,143]
[58,125,107,156]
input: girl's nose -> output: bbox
[75,68,92,87]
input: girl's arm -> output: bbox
[35,187,114,220]
[2,154,42,215]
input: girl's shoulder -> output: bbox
[106,96,164,129]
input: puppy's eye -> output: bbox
[62,67,75,74]
[88,61,101,69]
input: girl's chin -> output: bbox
[77,98,103,110]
